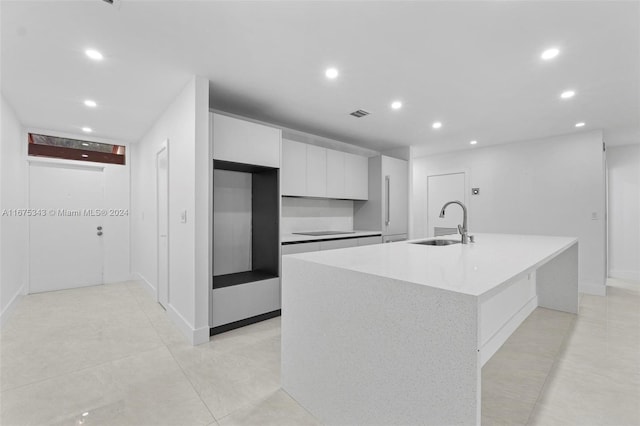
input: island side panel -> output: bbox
[282,256,481,426]
[536,242,579,314]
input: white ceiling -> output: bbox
[2,1,639,154]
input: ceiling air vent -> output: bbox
[349,109,370,118]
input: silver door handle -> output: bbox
[385,175,391,226]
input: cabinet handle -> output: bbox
[385,175,391,226]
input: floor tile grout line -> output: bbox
[0,342,166,395]
[1,282,167,394]
[524,309,578,426]
[125,280,220,424]
[165,343,219,424]
[123,281,176,347]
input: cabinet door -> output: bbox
[383,156,408,236]
[212,113,280,168]
[357,236,382,246]
[326,149,345,199]
[306,145,327,197]
[319,238,358,251]
[281,242,320,255]
[345,153,369,200]
[281,139,307,196]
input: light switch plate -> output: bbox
[180,210,187,223]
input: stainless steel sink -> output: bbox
[411,239,460,246]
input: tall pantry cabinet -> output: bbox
[354,155,408,242]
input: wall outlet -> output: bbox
[591,212,598,220]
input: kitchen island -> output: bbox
[281,233,578,426]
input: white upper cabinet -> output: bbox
[345,153,369,200]
[326,150,345,198]
[280,138,368,200]
[281,139,307,196]
[306,145,327,198]
[212,113,281,168]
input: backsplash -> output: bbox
[281,197,353,234]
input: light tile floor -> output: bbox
[1,278,638,425]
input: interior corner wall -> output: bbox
[412,131,606,295]
[193,76,210,338]
[131,75,210,345]
[607,144,640,282]
[0,94,28,326]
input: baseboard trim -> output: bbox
[133,272,156,299]
[579,281,606,296]
[165,303,210,346]
[480,296,537,366]
[210,309,281,336]
[0,284,25,329]
[131,272,207,346]
[609,270,640,282]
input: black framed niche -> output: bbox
[211,159,280,335]
[212,160,279,288]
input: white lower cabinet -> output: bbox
[357,236,383,246]
[319,239,358,251]
[282,235,382,257]
[281,242,321,255]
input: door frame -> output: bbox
[425,169,470,238]
[156,140,170,307]
[27,159,106,293]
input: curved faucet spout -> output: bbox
[439,200,470,244]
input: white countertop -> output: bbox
[284,233,577,296]
[281,230,382,244]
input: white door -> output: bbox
[29,163,104,293]
[427,172,466,237]
[157,145,169,308]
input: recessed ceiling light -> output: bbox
[470,140,478,145]
[391,101,402,110]
[575,122,585,128]
[84,99,97,108]
[85,49,103,61]
[82,142,90,146]
[560,90,575,99]
[325,68,339,79]
[541,48,560,60]
[81,154,89,158]
[432,122,442,129]
[82,127,93,133]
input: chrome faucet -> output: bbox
[439,200,473,244]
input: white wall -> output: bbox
[131,75,210,345]
[213,170,252,275]
[0,95,28,326]
[281,197,354,234]
[412,130,606,295]
[607,144,640,281]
